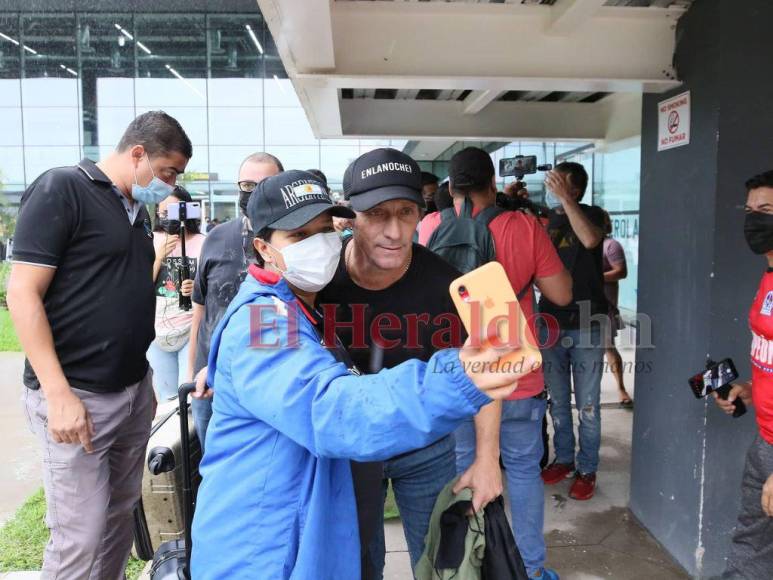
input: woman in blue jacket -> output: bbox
[191,171,534,580]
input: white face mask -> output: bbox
[270,231,342,292]
[544,189,563,210]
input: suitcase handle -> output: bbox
[177,382,197,579]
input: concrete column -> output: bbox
[632,0,773,576]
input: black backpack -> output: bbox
[426,198,504,274]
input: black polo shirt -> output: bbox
[13,158,156,393]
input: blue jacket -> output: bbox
[190,269,491,580]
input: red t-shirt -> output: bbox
[419,206,565,399]
[749,270,773,444]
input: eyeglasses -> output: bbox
[238,180,258,194]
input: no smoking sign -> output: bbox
[658,91,690,151]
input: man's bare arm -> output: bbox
[7,263,94,451]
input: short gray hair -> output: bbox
[239,152,284,173]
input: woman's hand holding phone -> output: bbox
[459,337,537,399]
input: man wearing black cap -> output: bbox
[192,169,534,580]
[319,149,504,579]
[418,146,571,580]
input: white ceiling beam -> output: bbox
[258,0,340,136]
[337,99,609,142]
[462,90,505,115]
[258,0,335,72]
[296,73,678,94]
[327,1,681,86]
[547,0,607,36]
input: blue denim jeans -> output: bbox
[539,325,604,474]
[455,398,547,576]
[191,397,213,453]
[147,341,189,401]
[367,435,457,579]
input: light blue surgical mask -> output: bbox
[132,155,174,205]
[545,189,563,210]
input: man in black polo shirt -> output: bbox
[319,149,503,579]
[7,111,191,579]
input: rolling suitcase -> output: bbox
[147,383,200,579]
[133,391,202,561]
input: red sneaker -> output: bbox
[541,462,575,485]
[569,473,597,500]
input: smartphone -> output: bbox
[449,262,541,372]
[167,201,202,221]
[688,358,739,398]
[500,155,537,178]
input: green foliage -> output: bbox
[0,308,20,351]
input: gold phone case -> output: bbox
[449,262,542,369]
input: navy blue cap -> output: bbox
[247,170,354,232]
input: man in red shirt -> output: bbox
[715,170,773,578]
[419,147,571,580]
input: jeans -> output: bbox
[539,325,604,475]
[147,340,190,401]
[191,397,213,453]
[455,398,548,576]
[366,435,457,579]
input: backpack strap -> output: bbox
[474,205,505,227]
[438,207,457,223]
[516,275,535,302]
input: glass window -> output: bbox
[320,145,360,186]
[208,107,263,147]
[135,14,207,108]
[208,14,264,85]
[266,145,320,173]
[78,15,137,149]
[0,108,22,146]
[0,146,25,185]
[24,146,81,183]
[265,107,317,146]
[209,145,268,185]
[208,78,263,108]
[135,105,208,146]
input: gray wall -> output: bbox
[632,0,773,576]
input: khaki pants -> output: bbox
[23,370,155,580]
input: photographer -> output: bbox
[713,170,773,579]
[6,111,191,578]
[538,162,607,501]
[148,186,206,401]
[418,147,571,580]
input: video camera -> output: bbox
[496,156,552,216]
[166,201,202,312]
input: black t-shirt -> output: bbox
[13,159,156,392]
[192,216,251,373]
[318,240,463,373]
[539,203,608,328]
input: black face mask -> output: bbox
[239,191,252,216]
[744,211,773,254]
[159,219,181,236]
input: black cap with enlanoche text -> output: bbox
[343,148,424,211]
